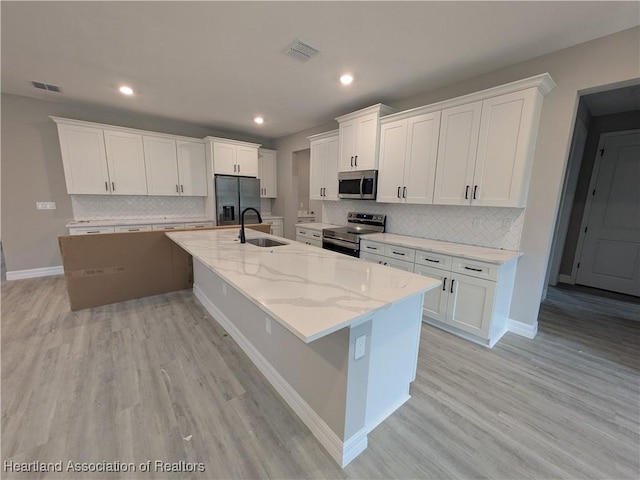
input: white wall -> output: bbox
[273,26,640,327]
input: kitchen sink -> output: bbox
[246,238,289,248]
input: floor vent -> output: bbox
[32,81,62,93]
[282,39,320,63]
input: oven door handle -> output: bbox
[323,237,358,250]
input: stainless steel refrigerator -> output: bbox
[215,175,261,226]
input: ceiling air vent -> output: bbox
[32,81,62,93]
[282,39,320,63]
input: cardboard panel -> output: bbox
[59,224,270,311]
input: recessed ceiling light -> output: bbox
[340,74,354,85]
[119,85,134,95]
[254,116,264,125]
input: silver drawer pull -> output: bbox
[464,266,483,272]
[391,251,405,256]
[87,230,100,234]
[366,245,378,250]
[424,258,440,263]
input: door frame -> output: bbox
[569,129,640,283]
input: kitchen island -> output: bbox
[166,228,439,467]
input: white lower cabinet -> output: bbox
[361,238,517,347]
[296,227,322,248]
[115,225,153,233]
[264,218,284,237]
[68,226,115,235]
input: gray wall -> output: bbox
[273,26,640,327]
[0,93,270,273]
[296,149,311,214]
[559,109,640,276]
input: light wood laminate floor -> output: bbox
[2,276,638,479]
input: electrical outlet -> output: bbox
[265,317,271,335]
[355,335,366,360]
[36,202,56,210]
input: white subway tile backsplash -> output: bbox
[71,195,206,220]
[321,200,524,251]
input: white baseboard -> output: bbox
[6,265,64,281]
[194,284,363,468]
[506,318,538,339]
[558,274,574,285]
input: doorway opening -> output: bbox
[548,83,640,298]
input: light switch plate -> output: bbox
[355,335,366,360]
[36,202,56,210]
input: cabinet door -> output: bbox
[103,130,148,195]
[338,119,357,171]
[236,146,258,177]
[473,89,537,207]
[324,135,340,200]
[377,119,407,203]
[433,102,482,205]
[309,140,326,200]
[354,112,379,170]
[177,140,207,196]
[403,112,441,204]
[213,142,236,175]
[144,136,179,196]
[56,123,111,194]
[446,273,495,339]
[414,264,448,322]
[259,150,277,198]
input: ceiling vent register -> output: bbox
[282,39,320,63]
[32,81,61,93]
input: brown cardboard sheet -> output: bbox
[58,224,271,311]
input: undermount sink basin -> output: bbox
[246,238,289,248]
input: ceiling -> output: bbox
[2,2,639,140]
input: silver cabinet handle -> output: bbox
[403,186,407,198]
[354,155,358,166]
[238,164,240,173]
[112,182,115,191]
[181,185,184,193]
[397,186,401,198]
[105,181,109,192]
[176,185,179,193]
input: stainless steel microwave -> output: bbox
[338,170,378,200]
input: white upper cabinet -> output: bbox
[144,135,179,195]
[258,149,277,198]
[378,111,441,204]
[433,102,482,205]
[433,86,546,207]
[52,117,207,197]
[176,140,207,196]
[309,130,339,201]
[102,129,148,195]
[209,138,260,177]
[336,104,395,172]
[54,122,111,194]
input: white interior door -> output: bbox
[576,132,640,296]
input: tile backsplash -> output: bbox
[322,200,525,251]
[71,195,206,220]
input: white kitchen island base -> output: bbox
[192,258,425,467]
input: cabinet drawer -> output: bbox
[152,223,185,231]
[360,251,414,272]
[296,227,313,240]
[451,258,498,281]
[415,250,452,271]
[310,232,322,241]
[115,225,152,233]
[360,240,384,254]
[383,244,416,263]
[184,222,213,229]
[68,226,115,235]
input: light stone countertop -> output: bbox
[66,217,213,228]
[361,233,522,265]
[166,228,440,343]
[294,222,342,232]
[261,215,284,220]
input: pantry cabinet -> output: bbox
[103,129,148,195]
[208,138,259,177]
[377,111,441,204]
[258,149,277,198]
[433,87,544,207]
[336,104,395,172]
[308,130,339,201]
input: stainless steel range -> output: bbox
[322,212,386,257]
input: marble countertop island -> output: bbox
[166,228,439,343]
